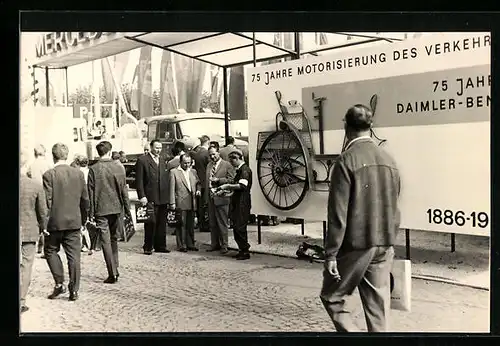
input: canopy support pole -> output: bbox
[65,67,69,106]
[252,32,257,67]
[45,67,50,106]
[294,32,301,59]
[223,67,230,146]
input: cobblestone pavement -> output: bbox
[20,228,489,333]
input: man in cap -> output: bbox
[320,104,401,332]
[217,148,252,260]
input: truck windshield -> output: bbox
[178,118,226,139]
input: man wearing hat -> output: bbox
[217,148,252,260]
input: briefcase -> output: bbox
[167,208,181,227]
[135,202,155,223]
[123,213,136,242]
[85,221,100,250]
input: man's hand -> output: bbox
[218,184,230,191]
[42,229,50,236]
[170,203,176,210]
[210,177,220,184]
[195,190,201,197]
[324,259,341,282]
[139,197,148,206]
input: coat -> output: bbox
[325,138,401,261]
[20,175,48,242]
[88,158,130,217]
[43,164,90,231]
[135,153,170,205]
[169,167,201,211]
[205,159,235,206]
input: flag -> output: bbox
[160,51,178,115]
[210,66,221,104]
[228,65,245,120]
[173,54,208,113]
[130,64,139,112]
[137,46,153,119]
[101,56,116,103]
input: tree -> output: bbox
[199,90,221,113]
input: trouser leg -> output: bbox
[153,204,168,250]
[232,207,250,252]
[358,246,395,332]
[44,232,65,285]
[208,201,220,248]
[185,210,195,248]
[20,242,37,306]
[176,210,187,249]
[108,214,120,269]
[61,230,82,292]
[37,232,44,253]
[215,204,229,249]
[320,248,378,332]
[143,221,155,252]
[97,216,118,277]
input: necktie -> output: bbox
[210,162,217,189]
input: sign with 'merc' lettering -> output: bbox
[247,32,490,236]
[33,32,121,63]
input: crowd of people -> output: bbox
[20,104,401,333]
[19,134,253,313]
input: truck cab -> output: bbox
[125,112,249,189]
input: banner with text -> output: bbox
[247,32,490,236]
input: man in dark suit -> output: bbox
[218,136,236,162]
[205,146,235,254]
[88,141,132,284]
[42,143,89,301]
[169,153,201,252]
[135,139,171,255]
[320,105,401,333]
[20,150,48,313]
[192,135,211,232]
[217,148,252,260]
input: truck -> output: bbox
[124,111,249,189]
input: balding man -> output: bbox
[320,104,401,333]
[20,151,48,313]
[28,144,53,185]
[27,144,52,256]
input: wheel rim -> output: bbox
[257,130,309,211]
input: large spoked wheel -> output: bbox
[257,130,309,211]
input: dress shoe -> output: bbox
[220,248,229,254]
[155,249,171,253]
[20,305,29,313]
[206,247,221,252]
[104,276,118,284]
[144,250,153,255]
[187,247,199,251]
[48,284,66,299]
[178,248,188,253]
[232,251,243,258]
[69,292,79,301]
[237,252,251,260]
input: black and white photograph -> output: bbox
[19,22,491,334]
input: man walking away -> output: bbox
[193,135,211,233]
[88,141,132,284]
[27,144,52,256]
[135,139,171,255]
[320,104,401,333]
[20,150,48,313]
[43,143,89,301]
[112,151,126,241]
[169,154,202,252]
[217,148,252,260]
[205,146,235,254]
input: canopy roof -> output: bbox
[32,32,406,69]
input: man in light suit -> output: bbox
[43,143,89,302]
[169,154,201,252]
[135,139,171,255]
[205,146,235,254]
[20,150,48,313]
